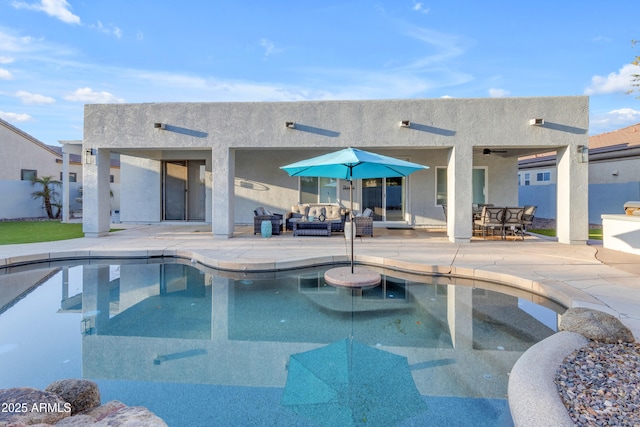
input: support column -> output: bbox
[83,147,111,237]
[61,149,70,223]
[447,145,474,243]
[211,146,235,238]
[556,145,589,245]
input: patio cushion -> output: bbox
[291,204,309,216]
[307,206,325,218]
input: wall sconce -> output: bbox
[612,170,619,176]
[399,120,411,128]
[154,122,166,130]
[529,118,544,126]
[577,145,588,163]
[285,121,295,129]
[84,148,96,164]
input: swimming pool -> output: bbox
[0,258,563,426]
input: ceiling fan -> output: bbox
[482,148,508,156]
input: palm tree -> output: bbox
[31,176,61,219]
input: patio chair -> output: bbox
[520,205,537,231]
[473,206,504,239]
[253,207,283,235]
[354,208,374,237]
[503,207,525,240]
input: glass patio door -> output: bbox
[361,177,405,221]
[163,160,206,221]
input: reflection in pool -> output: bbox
[0,259,563,426]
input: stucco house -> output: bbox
[0,118,84,219]
[519,122,640,223]
[79,96,589,244]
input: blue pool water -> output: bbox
[0,259,562,426]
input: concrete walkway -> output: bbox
[1,223,639,338]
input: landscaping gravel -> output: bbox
[555,341,640,426]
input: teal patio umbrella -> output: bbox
[280,147,428,272]
[281,338,427,426]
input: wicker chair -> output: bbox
[353,208,373,237]
[253,207,283,235]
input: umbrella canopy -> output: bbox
[280,147,428,180]
[281,148,428,273]
[281,338,427,426]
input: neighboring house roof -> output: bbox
[588,122,640,150]
[0,117,61,159]
[519,122,640,168]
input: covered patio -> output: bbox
[78,96,589,245]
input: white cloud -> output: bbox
[0,56,14,64]
[489,88,510,98]
[260,39,282,57]
[0,30,39,53]
[412,2,430,14]
[585,64,640,95]
[589,108,640,135]
[91,21,122,39]
[12,0,81,25]
[0,68,13,80]
[15,90,56,105]
[0,111,32,122]
[64,87,125,103]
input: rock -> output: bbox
[55,414,98,425]
[83,400,127,422]
[93,406,169,427]
[559,307,635,343]
[45,379,101,415]
[0,387,71,426]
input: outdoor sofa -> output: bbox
[286,204,348,233]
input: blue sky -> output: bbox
[1,0,639,146]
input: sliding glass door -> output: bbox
[163,160,206,221]
[361,177,405,221]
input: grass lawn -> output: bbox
[529,228,602,240]
[0,221,84,245]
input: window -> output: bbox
[21,169,37,181]
[436,168,447,206]
[300,177,338,204]
[60,172,77,182]
[524,173,530,186]
[435,167,487,205]
[536,171,550,182]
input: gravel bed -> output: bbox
[555,341,640,426]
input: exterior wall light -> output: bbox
[529,118,544,126]
[285,122,295,129]
[154,123,166,130]
[400,120,411,128]
[84,148,96,164]
[577,145,588,163]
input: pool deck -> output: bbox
[1,223,639,426]
[1,223,639,338]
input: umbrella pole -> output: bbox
[350,179,354,273]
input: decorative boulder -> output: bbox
[559,307,635,343]
[0,387,71,426]
[45,379,101,415]
[93,405,169,426]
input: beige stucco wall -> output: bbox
[0,121,61,181]
[84,96,589,243]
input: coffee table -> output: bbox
[292,220,332,236]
